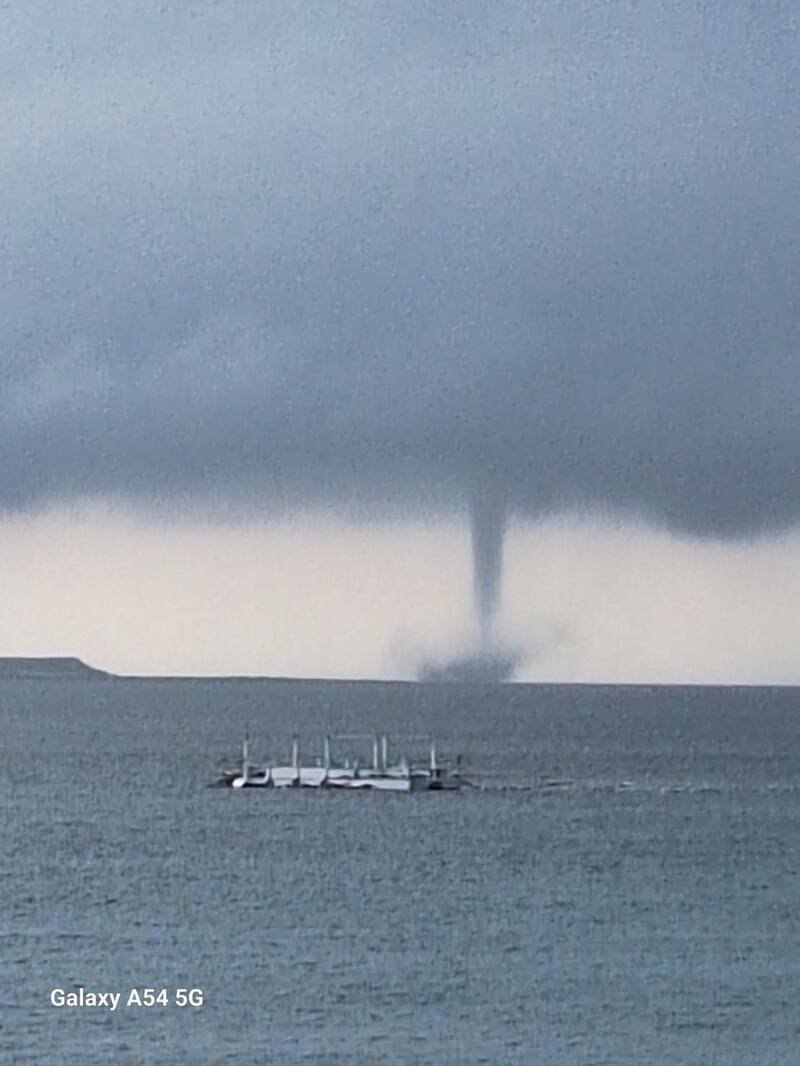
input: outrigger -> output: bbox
[218,734,461,792]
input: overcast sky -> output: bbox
[2,2,798,677]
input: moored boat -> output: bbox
[220,733,460,792]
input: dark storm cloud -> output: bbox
[2,1,798,532]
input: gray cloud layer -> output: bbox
[3,1,798,532]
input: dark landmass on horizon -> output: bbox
[0,657,111,680]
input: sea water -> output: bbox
[1,679,798,1064]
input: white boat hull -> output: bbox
[326,775,412,792]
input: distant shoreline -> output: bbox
[0,657,795,689]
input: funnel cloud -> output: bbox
[417,488,519,682]
[471,489,507,644]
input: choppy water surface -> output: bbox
[1,680,799,1064]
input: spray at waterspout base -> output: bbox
[417,645,521,683]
